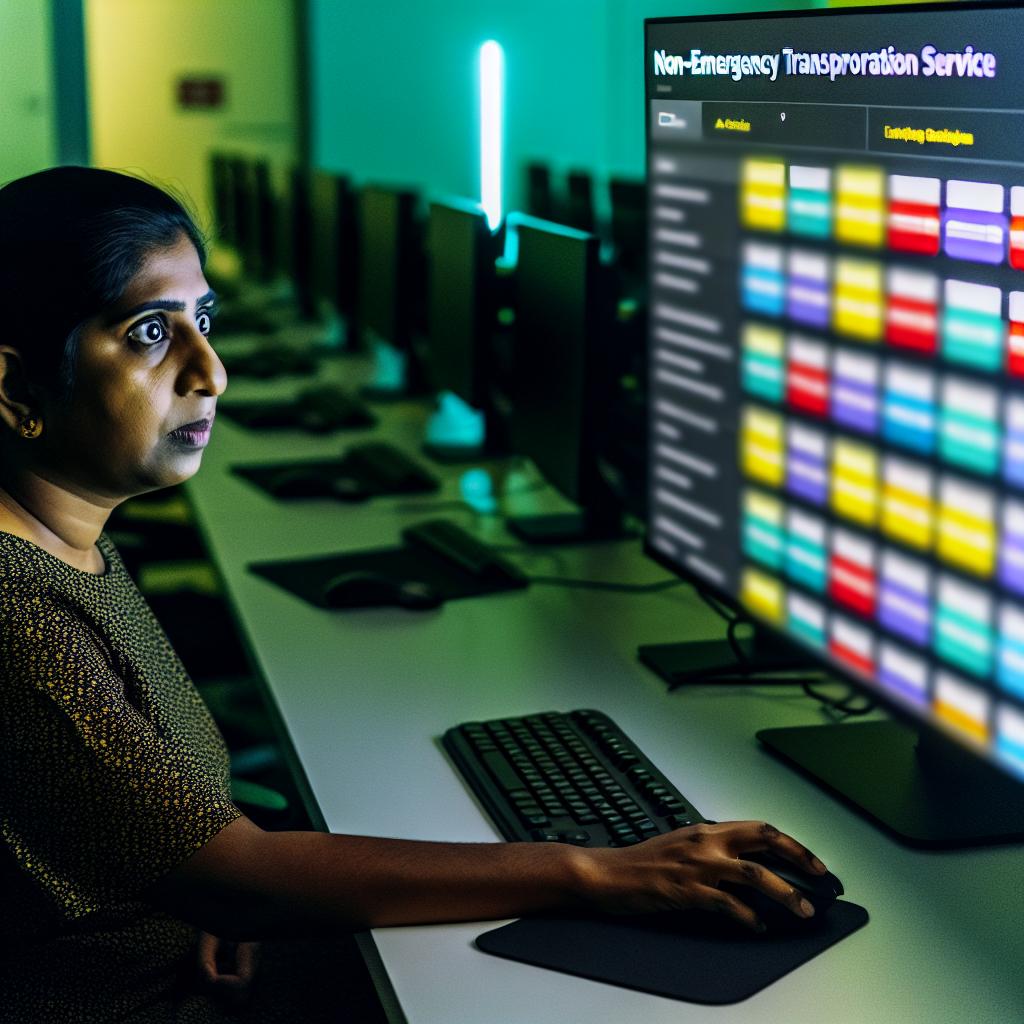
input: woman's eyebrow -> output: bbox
[113,289,218,323]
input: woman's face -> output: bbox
[40,233,227,499]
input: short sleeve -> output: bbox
[0,594,242,920]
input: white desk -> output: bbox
[184,353,1024,1023]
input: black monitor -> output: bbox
[287,166,316,320]
[252,159,278,284]
[228,156,258,278]
[505,217,629,543]
[565,170,596,233]
[609,177,647,283]
[357,186,425,392]
[525,162,555,221]
[424,198,501,436]
[644,1,1024,847]
[210,152,235,246]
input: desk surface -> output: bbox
[184,349,1024,1023]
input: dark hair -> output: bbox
[0,166,207,406]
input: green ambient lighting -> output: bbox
[479,40,505,231]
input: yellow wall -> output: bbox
[85,0,299,234]
[0,0,56,183]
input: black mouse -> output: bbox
[725,851,844,932]
[267,467,331,498]
[320,572,443,611]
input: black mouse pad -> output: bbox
[475,901,868,1005]
[249,543,525,609]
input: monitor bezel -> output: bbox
[642,0,1024,782]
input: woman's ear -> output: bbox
[0,346,40,433]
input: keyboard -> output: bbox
[443,710,705,847]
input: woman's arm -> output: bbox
[146,815,826,940]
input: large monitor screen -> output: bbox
[644,2,1024,780]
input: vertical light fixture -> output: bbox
[479,39,505,231]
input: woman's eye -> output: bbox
[127,318,167,346]
[197,310,212,335]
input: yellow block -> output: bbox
[741,567,785,625]
[831,439,878,526]
[934,701,989,744]
[833,257,883,341]
[937,503,996,578]
[741,406,785,487]
[881,485,933,550]
[835,165,885,247]
[741,159,786,232]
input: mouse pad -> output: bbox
[233,454,438,499]
[249,544,524,609]
[476,901,868,1005]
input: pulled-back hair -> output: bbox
[0,166,206,406]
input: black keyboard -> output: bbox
[443,710,705,847]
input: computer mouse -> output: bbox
[329,475,371,503]
[725,851,844,932]
[297,407,334,433]
[266,466,330,498]
[320,571,442,611]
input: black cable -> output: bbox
[528,575,687,594]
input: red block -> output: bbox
[829,555,876,617]
[786,363,828,417]
[885,295,938,353]
[1010,216,1024,271]
[888,201,941,256]
[829,640,874,678]
[1009,322,1024,378]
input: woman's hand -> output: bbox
[577,820,828,932]
[197,931,261,1005]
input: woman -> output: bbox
[0,166,829,1022]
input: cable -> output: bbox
[528,575,687,594]
[800,679,876,719]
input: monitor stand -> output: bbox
[639,631,819,689]
[506,506,637,545]
[758,719,1024,848]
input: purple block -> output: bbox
[832,378,878,435]
[999,538,1024,596]
[878,668,927,706]
[787,277,829,329]
[942,208,1007,264]
[786,454,827,505]
[878,580,930,647]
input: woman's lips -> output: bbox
[168,416,213,446]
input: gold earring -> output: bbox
[19,417,42,439]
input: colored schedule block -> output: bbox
[996,702,1024,778]
[937,475,996,578]
[829,527,876,617]
[741,567,785,625]
[878,641,929,706]
[742,489,784,570]
[1011,187,1024,271]
[878,548,931,647]
[830,614,875,678]
[1007,291,1024,378]
[881,456,933,551]
[786,249,829,329]
[1004,395,1024,490]
[943,179,1006,265]
[835,166,885,248]
[786,422,828,506]
[787,590,826,649]
[784,507,827,592]
[941,279,1003,371]
[935,575,994,678]
[934,670,991,745]
[741,406,785,487]
[741,323,785,402]
[885,266,939,354]
[741,159,786,232]
[882,362,937,454]
[997,603,1024,700]
[999,499,1024,596]
[786,335,829,417]
[831,438,879,527]
[887,174,941,256]
[939,376,999,476]
[834,257,883,341]
[741,241,785,317]
[832,348,879,435]
[788,165,831,239]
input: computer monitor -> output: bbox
[525,162,555,221]
[358,185,425,393]
[209,152,235,247]
[423,198,503,450]
[565,170,596,233]
[644,1,1024,846]
[252,159,278,285]
[228,156,259,279]
[307,171,360,335]
[609,177,647,284]
[505,217,630,543]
